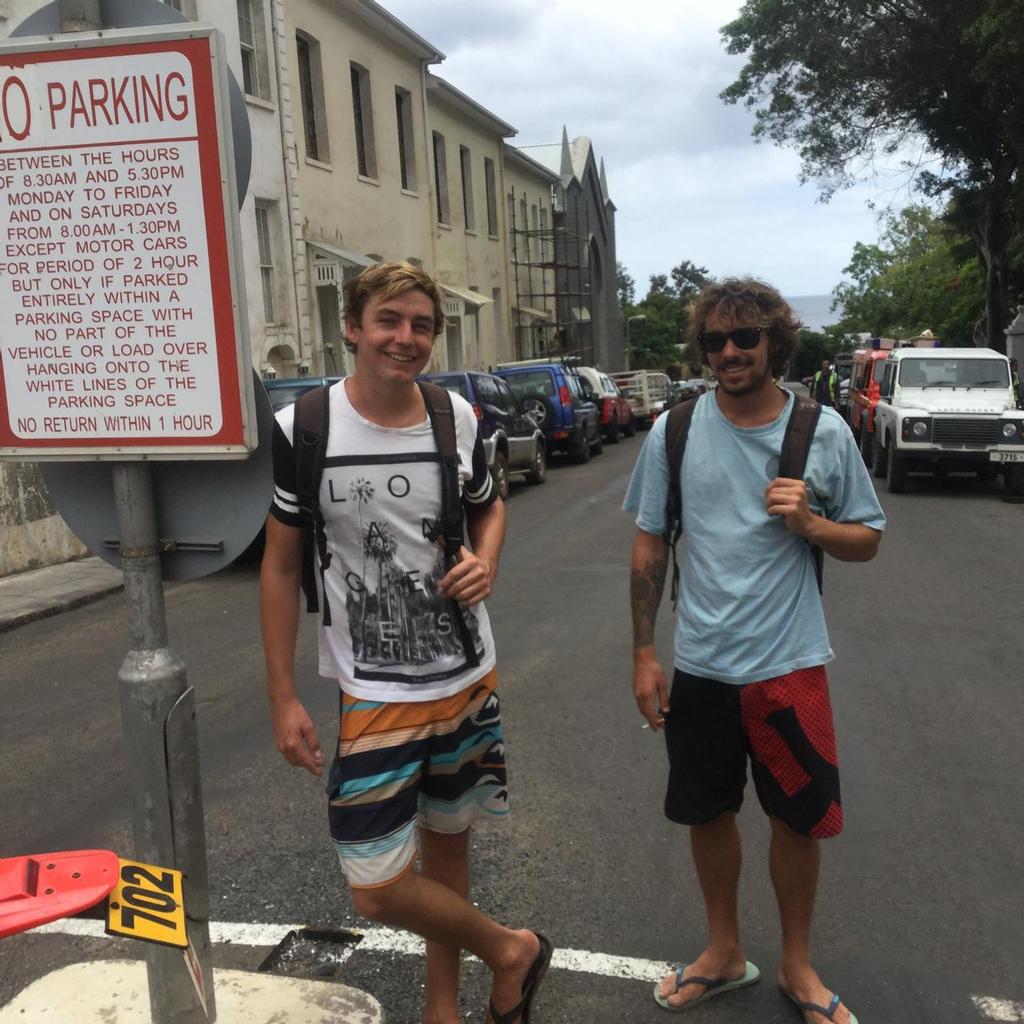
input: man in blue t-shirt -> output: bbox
[624,278,884,1024]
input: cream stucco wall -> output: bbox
[285,0,435,266]
[426,94,511,371]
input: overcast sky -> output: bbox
[385,0,898,302]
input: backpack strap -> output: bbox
[419,381,465,564]
[294,384,333,625]
[663,397,698,609]
[418,380,481,670]
[779,395,825,594]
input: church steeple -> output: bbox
[560,125,573,180]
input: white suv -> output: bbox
[871,346,1024,495]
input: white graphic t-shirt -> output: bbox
[271,380,497,702]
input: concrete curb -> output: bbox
[0,557,123,633]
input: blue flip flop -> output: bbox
[653,961,760,1011]
[780,985,859,1024]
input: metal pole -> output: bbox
[113,462,216,1023]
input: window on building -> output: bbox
[433,132,450,225]
[254,201,277,323]
[395,87,416,191]
[484,158,497,236]
[237,0,271,100]
[163,0,197,16]
[296,32,329,162]
[539,207,548,260]
[459,146,475,231]
[350,63,377,179]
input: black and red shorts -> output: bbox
[663,666,843,838]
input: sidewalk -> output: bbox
[0,961,383,1023]
[0,556,123,632]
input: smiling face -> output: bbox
[345,287,437,389]
[704,309,774,399]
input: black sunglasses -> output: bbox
[698,326,767,353]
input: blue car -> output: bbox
[493,360,602,462]
[421,371,546,499]
[262,376,342,413]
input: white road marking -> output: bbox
[972,997,1024,1022]
[30,918,1019,1018]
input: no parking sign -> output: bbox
[0,25,255,459]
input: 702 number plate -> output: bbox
[105,859,187,949]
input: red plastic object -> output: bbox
[0,850,119,939]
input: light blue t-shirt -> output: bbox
[623,391,886,685]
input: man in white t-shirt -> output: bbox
[261,262,552,1024]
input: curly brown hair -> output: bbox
[342,261,446,353]
[688,277,802,378]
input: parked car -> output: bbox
[577,365,636,443]
[848,342,892,463]
[262,376,342,413]
[671,378,710,401]
[609,370,672,427]
[871,346,1024,495]
[493,360,602,462]
[421,371,546,499]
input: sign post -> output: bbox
[1,7,258,1020]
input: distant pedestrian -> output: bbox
[1011,358,1022,409]
[624,277,884,1023]
[812,358,838,408]
[260,261,552,1024]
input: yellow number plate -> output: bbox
[105,859,187,949]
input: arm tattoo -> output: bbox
[631,552,668,648]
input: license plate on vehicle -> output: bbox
[989,452,1024,463]
[106,859,187,948]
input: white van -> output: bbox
[871,346,1024,495]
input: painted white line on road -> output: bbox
[31,918,1018,1018]
[31,918,669,982]
[972,997,1024,1022]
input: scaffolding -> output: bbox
[508,184,596,365]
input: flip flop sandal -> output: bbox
[488,931,554,1024]
[653,961,760,1011]
[780,986,859,1024]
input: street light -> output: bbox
[625,315,646,370]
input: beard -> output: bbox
[713,356,774,397]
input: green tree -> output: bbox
[616,261,636,313]
[831,205,984,344]
[627,261,709,370]
[790,330,839,381]
[721,0,1024,350]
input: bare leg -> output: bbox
[770,817,852,1024]
[658,813,749,1008]
[351,860,539,1023]
[419,827,469,1024]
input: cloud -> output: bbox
[385,0,897,295]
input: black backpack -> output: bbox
[292,379,480,668]
[663,395,824,606]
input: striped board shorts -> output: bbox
[326,668,509,888]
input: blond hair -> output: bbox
[342,261,445,352]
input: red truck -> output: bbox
[848,339,894,464]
